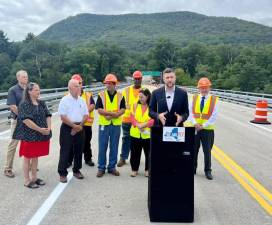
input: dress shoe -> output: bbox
[205,172,213,180]
[73,172,84,179]
[117,159,126,167]
[96,170,105,178]
[59,176,67,183]
[86,160,95,167]
[108,169,120,176]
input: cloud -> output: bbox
[0,0,272,41]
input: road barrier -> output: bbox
[185,87,272,111]
[0,83,130,125]
[250,100,271,124]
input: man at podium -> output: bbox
[149,68,189,126]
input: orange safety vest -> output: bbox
[98,90,122,126]
[81,91,94,126]
[122,86,141,123]
[191,94,218,130]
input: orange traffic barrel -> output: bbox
[250,100,271,124]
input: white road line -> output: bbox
[26,172,73,225]
[0,129,10,135]
[249,122,272,133]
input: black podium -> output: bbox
[148,126,195,223]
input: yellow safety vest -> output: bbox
[81,91,94,126]
[130,103,151,139]
[186,94,218,130]
[122,86,141,123]
[98,90,122,126]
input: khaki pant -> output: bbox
[4,119,19,170]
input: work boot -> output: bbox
[96,170,105,178]
[117,159,126,167]
[108,169,120,176]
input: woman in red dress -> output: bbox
[13,82,52,188]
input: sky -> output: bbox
[1,0,272,42]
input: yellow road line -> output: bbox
[213,145,272,203]
[212,150,272,216]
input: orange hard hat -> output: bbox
[197,77,211,88]
[71,74,82,82]
[133,70,142,79]
[104,73,118,84]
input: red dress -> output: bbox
[19,140,50,158]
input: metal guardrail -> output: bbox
[185,87,272,111]
[0,83,130,125]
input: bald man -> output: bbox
[57,79,88,183]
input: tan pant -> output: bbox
[4,119,19,170]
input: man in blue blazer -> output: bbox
[149,68,189,126]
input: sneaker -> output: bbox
[108,169,120,176]
[117,159,126,167]
[96,170,105,178]
[4,169,15,178]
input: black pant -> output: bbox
[83,126,93,162]
[130,137,150,171]
[194,129,214,172]
[68,126,93,165]
[58,123,83,176]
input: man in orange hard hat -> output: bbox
[186,77,219,180]
[95,73,126,177]
[117,70,143,167]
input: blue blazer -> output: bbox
[149,86,189,126]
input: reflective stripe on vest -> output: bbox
[81,91,94,126]
[192,94,218,130]
[130,103,151,139]
[99,90,122,125]
[122,86,140,123]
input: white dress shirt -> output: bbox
[187,94,218,128]
[165,86,175,111]
[58,94,88,123]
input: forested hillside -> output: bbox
[0,11,272,93]
[39,12,272,50]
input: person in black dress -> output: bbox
[13,82,52,188]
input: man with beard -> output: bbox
[149,68,189,127]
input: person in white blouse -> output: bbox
[57,79,88,183]
[187,77,218,180]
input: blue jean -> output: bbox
[98,125,121,171]
[120,123,131,160]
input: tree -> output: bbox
[175,68,194,86]
[148,39,178,71]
